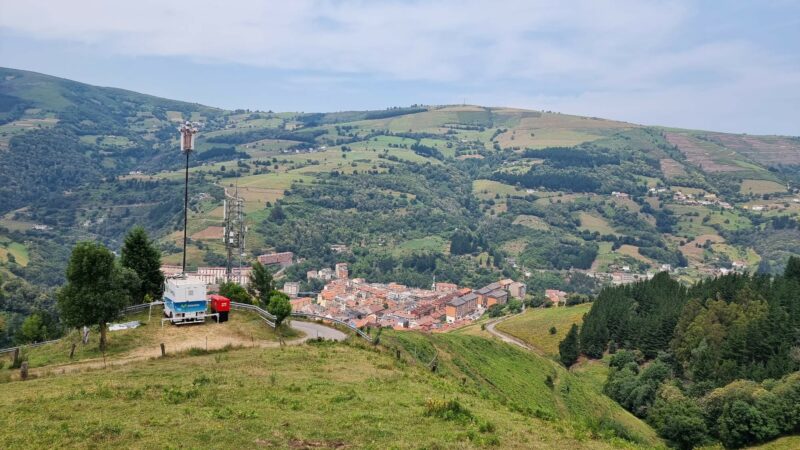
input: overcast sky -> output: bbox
[1,0,798,135]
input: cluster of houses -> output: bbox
[585,269,656,286]
[306,262,349,282]
[671,190,733,209]
[286,274,527,332]
[257,251,294,267]
[444,280,526,324]
[161,264,253,287]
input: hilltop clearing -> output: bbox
[4,308,315,377]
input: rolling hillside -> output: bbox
[2,66,800,345]
[0,314,663,449]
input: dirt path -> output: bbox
[30,319,346,378]
[485,314,572,417]
[484,314,546,357]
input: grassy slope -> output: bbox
[3,335,658,449]
[382,330,663,449]
[496,304,592,356]
[14,308,291,370]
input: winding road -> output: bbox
[288,319,347,341]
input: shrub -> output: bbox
[424,398,473,423]
[478,421,496,433]
[162,386,200,404]
[648,385,709,449]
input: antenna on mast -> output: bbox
[223,184,245,283]
[179,121,198,274]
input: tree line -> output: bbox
[558,260,800,448]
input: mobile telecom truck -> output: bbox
[162,275,211,325]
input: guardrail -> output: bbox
[230,302,276,328]
[290,312,372,342]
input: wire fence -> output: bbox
[0,300,372,355]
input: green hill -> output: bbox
[2,66,800,346]
[0,325,662,449]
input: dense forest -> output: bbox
[563,259,800,448]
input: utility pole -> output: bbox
[179,121,198,274]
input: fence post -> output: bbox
[20,361,28,381]
[12,348,19,367]
[69,343,76,360]
[160,343,166,357]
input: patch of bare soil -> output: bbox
[191,226,224,240]
[665,132,740,172]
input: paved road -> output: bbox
[289,319,347,341]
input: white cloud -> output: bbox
[0,0,798,134]
[0,0,689,80]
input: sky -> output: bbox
[0,0,798,135]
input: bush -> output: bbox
[549,326,557,335]
[162,386,200,404]
[424,398,473,423]
[565,293,590,306]
[648,385,709,449]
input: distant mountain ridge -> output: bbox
[1,65,799,305]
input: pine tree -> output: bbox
[248,261,274,307]
[784,256,800,281]
[120,226,164,303]
[559,324,580,367]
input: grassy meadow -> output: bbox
[1,331,663,449]
[495,304,592,356]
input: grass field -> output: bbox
[383,331,662,448]
[495,303,592,357]
[472,179,520,198]
[394,236,448,255]
[618,245,653,265]
[740,179,787,195]
[10,308,290,370]
[0,237,28,266]
[747,436,800,450]
[0,329,663,449]
[578,212,617,235]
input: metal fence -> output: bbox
[290,312,372,342]
[229,302,276,328]
[0,301,373,355]
[0,338,62,355]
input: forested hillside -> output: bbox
[564,258,800,448]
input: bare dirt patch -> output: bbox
[665,132,741,172]
[191,226,224,240]
[679,234,725,262]
[709,133,800,166]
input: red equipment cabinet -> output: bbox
[209,294,230,322]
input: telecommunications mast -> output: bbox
[179,121,198,274]
[223,186,246,283]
